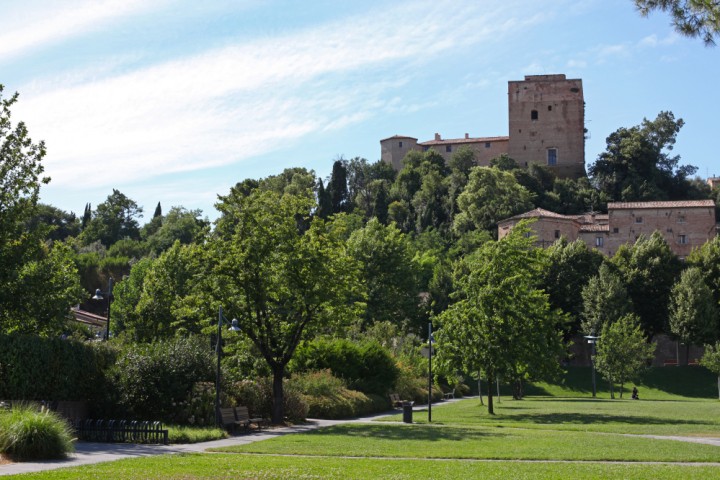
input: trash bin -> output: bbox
[402,401,414,423]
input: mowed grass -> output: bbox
[7,453,720,480]
[4,367,720,479]
[379,396,720,436]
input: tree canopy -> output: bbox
[635,0,720,46]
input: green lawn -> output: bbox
[7,453,720,480]
[5,367,720,479]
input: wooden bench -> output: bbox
[389,393,407,408]
[219,407,246,432]
[235,406,266,430]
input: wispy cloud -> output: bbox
[0,0,163,62]
[13,0,554,190]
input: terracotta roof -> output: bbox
[608,200,715,209]
[419,136,509,146]
[71,307,106,327]
[380,134,418,142]
[501,208,577,222]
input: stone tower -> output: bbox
[380,135,419,170]
[507,74,585,178]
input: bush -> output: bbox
[227,377,309,423]
[291,339,399,395]
[0,404,75,461]
[0,334,115,406]
[112,336,214,423]
[291,370,390,419]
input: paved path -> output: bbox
[2,398,720,476]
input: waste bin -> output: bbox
[402,401,414,423]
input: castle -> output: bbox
[381,74,586,178]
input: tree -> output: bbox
[589,111,697,202]
[144,206,209,255]
[211,190,361,424]
[153,202,162,218]
[315,178,332,219]
[595,313,655,398]
[81,189,143,246]
[669,267,718,363]
[581,263,633,337]
[700,341,720,399]
[327,160,349,214]
[635,0,720,46]
[687,235,720,308]
[543,239,605,334]
[453,167,534,235]
[436,222,564,414]
[346,218,420,332]
[26,203,81,242]
[0,86,83,334]
[611,231,682,338]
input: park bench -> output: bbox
[235,406,266,430]
[389,393,406,408]
[663,359,678,366]
[443,390,455,400]
[220,407,245,432]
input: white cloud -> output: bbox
[0,0,164,62]
[13,0,554,190]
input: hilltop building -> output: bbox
[381,74,586,178]
[497,200,717,258]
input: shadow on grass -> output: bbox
[307,424,501,442]
[496,412,708,426]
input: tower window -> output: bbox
[595,237,604,247]
[635,217,643,224]
[679,235,687,244]
[548,105,552,111]
[485,142,491,148]
[399,141,403,148]
[554,230,560,239]
[446,145,452,153]
[531,110,538,120]
[547,148,557,166]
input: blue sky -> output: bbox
[2,0,718,222]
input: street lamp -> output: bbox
[92,277,114,341]
[427,323,435,423]
[584,334,600,398]
[215,306,241,428]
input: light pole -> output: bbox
[427,322,435,423]
[92,277,114,341]
[215,306,241,427]
[584,334,599,398]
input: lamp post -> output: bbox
[427,322,435,423]
[584,334,599,398]
[215,306,241,427]
[92,277,114,341]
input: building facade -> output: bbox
[498,200,717,258]
[381,74,585,178]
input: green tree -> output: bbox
[346,218,420,332]
[453,167,534,235]
[0,86,83,334]
[669,267,718,363]
[327,160,350,214]
[612,232,682,337]
[687,235,720,308]
[211,190,361,424]
[588,111,697,202]
[543,239,605,334]
[144,206,208,255]
[581,263,633,337]
[436,222,564,414]
[26,204,81,242]
[595,313,655,398]
[81,189,143,246]
[699,341,720,399]
[635,0,720,45]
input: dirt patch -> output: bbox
[0,454,13,465]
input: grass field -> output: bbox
[4,367,720,479]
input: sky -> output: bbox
[2,0,718,223]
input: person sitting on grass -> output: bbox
[632,387,639,400]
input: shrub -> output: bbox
[0,334,115,406]
[166,425,227,444]
[0,404,75,461]
[112,336,214,423]
[291,370,390,419]
[227,377,309,423]
[291,338,399,395]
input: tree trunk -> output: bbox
[609,380,614,399]
[487,374,495,415]
[619,377,624,399]
[477,372,484,406]
[685,344,691,366]
[271,366,285,425]
[717,375,719,400]
[676,340,680,366]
